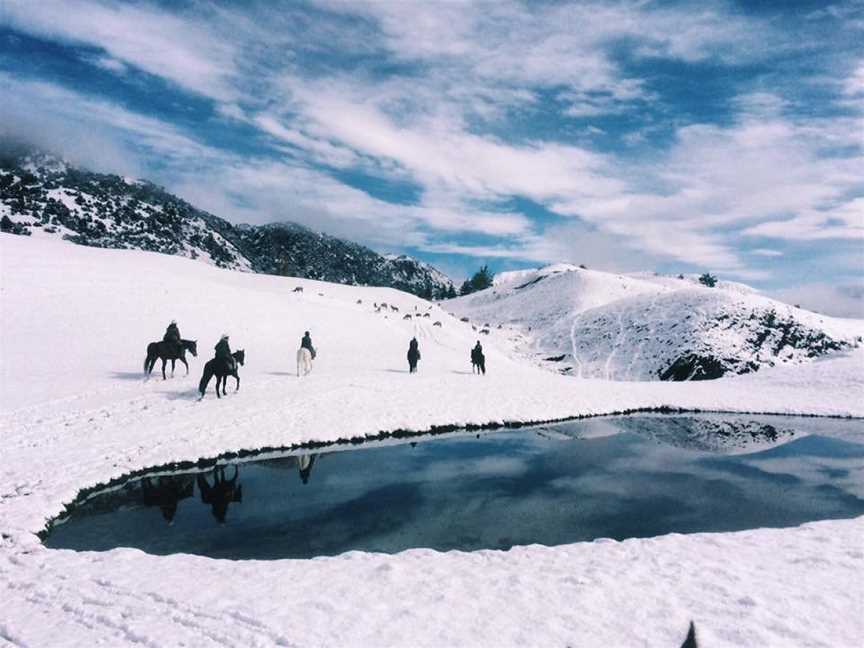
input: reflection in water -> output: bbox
[45,415,864,560]
[298,454,317,484]
[141,475,194,524]
[197,466,243,523]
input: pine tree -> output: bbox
[460,265,495,295]
[698,272,717,287]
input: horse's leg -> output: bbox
[161,358,167,380]
[180,356,189,375]
[234,372,240,392]
[216,376,222,399]
[170,358,176,377]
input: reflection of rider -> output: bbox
[301,331,316,359]
[214,334,235,371]
[163,320,181,353]
[141,475,194,524]
[197,466,242,524]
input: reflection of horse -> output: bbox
[297,454,317,484]
[197,466,242,523]
[198,350,245,399]
[297,347,313,377]
[144,339,198,380]
[141,475,194,524]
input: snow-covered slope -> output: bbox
[2,235,863,648]
[447,265,863,380]
[0,148,455,297]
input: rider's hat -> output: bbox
[221,333,229,339]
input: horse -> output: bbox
[144,339,198,380]
[471,349,486,375]
[198,350,245,399]
[407,346,420,373]
[297,347,313,377]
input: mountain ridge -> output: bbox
[0,148,456,299]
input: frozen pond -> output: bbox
[44,414,864,559]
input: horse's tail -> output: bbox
[199,361,214,395]
[144,342,156,374]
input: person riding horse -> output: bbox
[471,340,486,375]
[215,334,236,372]
[301,331,316,359]
[163,320,182,354]
[407,337,421,373]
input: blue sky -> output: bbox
[1,0,862,312]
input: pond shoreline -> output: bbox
[37,406,863,541]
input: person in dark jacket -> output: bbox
[301,331,316,359]
[163,320,181,353]
[471,341,486,375]
[214,334,235,371]
[407,337,420,373]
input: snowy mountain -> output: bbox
[446,264,863,381]
[0,147,455,298]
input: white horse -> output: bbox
[296,347,313,377]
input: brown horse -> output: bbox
[144,339,198,380]
[198,350,245,399]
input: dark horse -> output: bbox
[198,350,245,399]
[471,347,486,375]
[144,339,198,380]
[407,346,420,373]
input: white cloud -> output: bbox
[563,105,864,269]
[2,0,861,283]
[3,0,241,99]
[84,54,127,75]
[771,283,864,318]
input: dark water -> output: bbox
[44,415,864,560]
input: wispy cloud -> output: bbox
[1,0,861,284]
[3,0,243,100]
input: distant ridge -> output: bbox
[0,147,455,299]
[447,264,862,381]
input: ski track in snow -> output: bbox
[625,292,660,381]
[1,235,863,647]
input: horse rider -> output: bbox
[407,337,420,373]
[214,333,235,371]
[163,320,181,354]
[301,331,316,359]
[472,340,486,375]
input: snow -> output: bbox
[447,264,863,379]
[1,234,863,647]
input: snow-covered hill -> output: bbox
[2,234,863,648]
[0,147,455,298]
[447,265,863,380]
